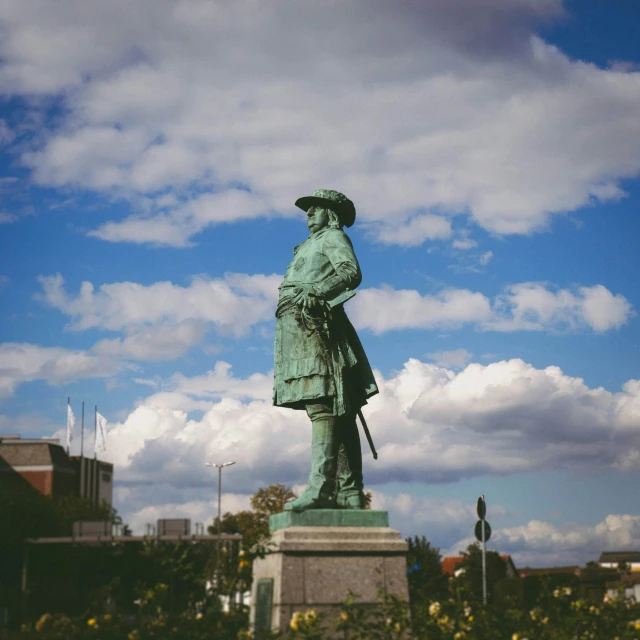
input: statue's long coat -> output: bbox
[273,227,378,416]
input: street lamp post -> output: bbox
[206,461,236,585]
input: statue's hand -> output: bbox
[293,286,323,313]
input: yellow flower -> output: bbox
[630,619,640,631]
[195,612,203,620]
[340,611,349,621]
[128,631,141,640]
[87,618,97,627]
[394,622,403,633]
[304,609,317,624]
[103,613,112,622]
[468,615,474,623]
[35,613,53,632]
[454,633,467,640]
[429,601,441,617]
[290,611,304,631]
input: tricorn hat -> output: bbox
[295,189,356,228]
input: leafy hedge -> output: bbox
[6,581,640,639]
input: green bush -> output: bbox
[6,582,640,640]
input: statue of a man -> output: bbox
[273,189,379,510]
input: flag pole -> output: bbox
[80,401,85,457]
[94,406,97,459]
[67,397,70,455]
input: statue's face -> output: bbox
[306,206,329,234]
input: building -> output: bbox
[442,554,519,578]
[519,565,581,578]
[598,551,640,572]
[0,435,113,505]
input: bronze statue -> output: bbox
[273,189,378,510]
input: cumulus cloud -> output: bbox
[95,357,640,496]
[426,349,473,369]
[372,215,452,247]
[0,342,119,398]
[36,272,280,336]
[2,0,639,245]
[448,514,640,567]
[351,286,494,333]
[488,282,635,332]
[351,282,633,333]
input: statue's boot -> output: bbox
[285,412,338,511]
[336,414,365,509]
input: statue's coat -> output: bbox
[273,227,378,416]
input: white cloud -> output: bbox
[92,321,207,362]
[489,282,635,332]
[427,349,473,369]
[0,120,13,145]
[448,514,640,567]
[122,493,252,536]
[373,215,452,247]
[0,212,18,224]
[351,282,633,333]
[36,272,280,336]
[2,0,639,245]
[0,342,119,398]
[351,286,493,333]
[96,357,640,495]
[479,250,493,266]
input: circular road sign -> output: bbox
[474,519,492,543]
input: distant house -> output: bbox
[598,551,640,572]
[519,565,581,578]
[0,435,113,505]
[442,555,519,578]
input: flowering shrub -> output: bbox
[13,582,249,640]
[8,579,640,639]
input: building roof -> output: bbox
[519,566,581,577]
[0,440,75,471]
[599,551,640,564]
[442,555,518,576]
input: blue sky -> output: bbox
[1,0,639,566]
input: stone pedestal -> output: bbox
[249,510,408,635]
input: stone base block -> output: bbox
[250,523,409,635]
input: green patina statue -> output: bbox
[273,189,379,511]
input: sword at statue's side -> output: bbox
[357,409,378,460]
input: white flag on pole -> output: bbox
[66,404,75,450]
[95,412,108,454]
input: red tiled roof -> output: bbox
[442,556,463,576]
[442,555,516,576]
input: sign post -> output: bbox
[475,495,491,606]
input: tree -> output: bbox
[250,483,297,524]
[456,543,508,602]
[406,536,448,604]
[208,483,297,550]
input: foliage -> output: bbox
[456,543,508,602]
[209,484,297,549]
[250,484,297,525]
[10,583,640,639]
[0,482,119,623]
[406,536,449,606]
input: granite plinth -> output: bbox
[250,512,409,636]
[270,509,388,531]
